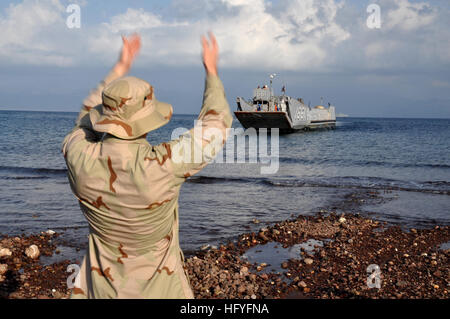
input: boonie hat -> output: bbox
[90,76,173,139]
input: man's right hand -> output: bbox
[202,32,219,76]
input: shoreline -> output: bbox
[1,212,449,299]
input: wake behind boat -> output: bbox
[235,75,336,133]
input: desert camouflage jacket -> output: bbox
[62,70,232,298]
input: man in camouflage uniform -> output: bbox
[62,33,232,298]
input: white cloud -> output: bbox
[0,0,73,66]
[383,0,436,32]
[364,40,400,61]
[88,0,350,70]
[106,8,164,33]
[0,0,448,74]
[356,0,448,71]
[214,0,350,69]
[67,0,87,6]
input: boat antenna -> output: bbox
[269,73,277,92]
[281,76,286,96]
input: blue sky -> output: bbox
[0,0,449,118]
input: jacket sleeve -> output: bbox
[62,69,121,156]
[162,74,233,182]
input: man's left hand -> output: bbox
[114,33,141,77]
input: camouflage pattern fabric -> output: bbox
[62,69,232,298]
[89,75,174,140]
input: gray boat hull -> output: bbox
[234,111,336,133]
[235,88,336,133]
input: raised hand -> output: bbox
[114,33,142,77]
[202,32,219,76]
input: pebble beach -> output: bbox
[1,211,448,299]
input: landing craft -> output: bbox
[235,74,336,133]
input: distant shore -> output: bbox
[1,212,449,299]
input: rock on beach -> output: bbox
[25,245,40,259]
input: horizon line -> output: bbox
[0,108,449,120]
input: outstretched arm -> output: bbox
[159,32,233,182]
[201,32,218,77]
[63,35,141,155]
[76,34,141,129]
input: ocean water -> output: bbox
[0,110,449,255]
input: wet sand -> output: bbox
[1,211,448,299]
